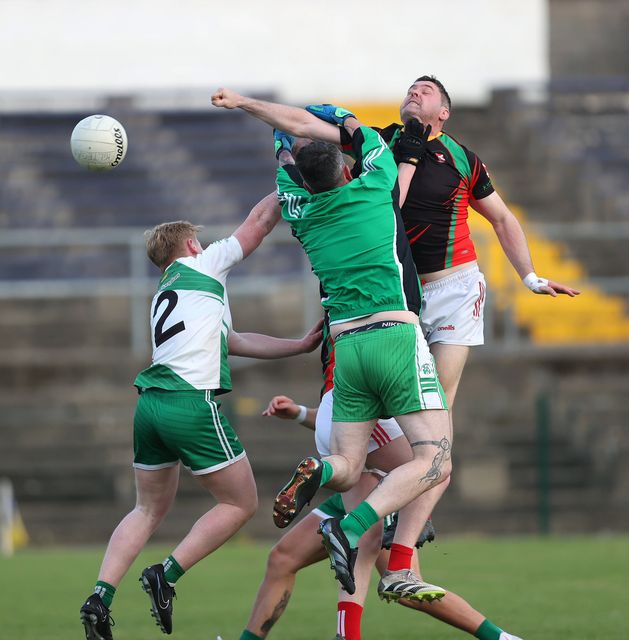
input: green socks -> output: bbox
[475,619,504,640]
[94,580,116,608]
[239,631,263,640]
[339,501,380,548]
[163,555,186,585]
[319,459,334,487]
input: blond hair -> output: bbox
[144,221,202,269]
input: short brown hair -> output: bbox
[144,221,202,269]
[295,141,345,193]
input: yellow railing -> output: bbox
[470,206,629,344]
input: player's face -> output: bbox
[400,81,446,123]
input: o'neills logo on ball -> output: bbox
[111,128,125,166]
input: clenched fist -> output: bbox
[211,87,244,109]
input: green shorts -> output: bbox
[332,322,447,422]
[312,493,347,519]
[133,388,245,475]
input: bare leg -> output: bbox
[374,549,483,634]
[391,478,449,548]
[325,420,375,492]
[248,437,419,638]
[362,408,452,518]
[170,456,258,570]
[98,465,180,585]
[430,342,469,431]
[395,550,484,634]
[246,513,327,637]
[388,344,467,547]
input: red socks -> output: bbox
[387,543,414,571]
[337,602,363,640]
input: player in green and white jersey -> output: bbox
[212,88,451,603]
[80,193,323,640]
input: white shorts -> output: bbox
[315,389,403,457]
[421,264,486,346]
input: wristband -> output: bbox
[294,405,308,423]
[523,272,549,292]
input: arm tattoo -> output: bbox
[260,590,291,634]
[414,437,451,488]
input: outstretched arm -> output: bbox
[211,88,341,143]
[228,318,323,359]
[472,191,580,296]
[262,395,317,431]
[232,192,281,258]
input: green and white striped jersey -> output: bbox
[134,236,243,393]
[276,126,421,324]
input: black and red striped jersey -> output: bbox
[349,123,494,274]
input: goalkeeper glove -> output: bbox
[305,103,355,126]
[394,119,432,165]
[273,129,294,159]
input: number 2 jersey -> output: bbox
[134,236,244,393]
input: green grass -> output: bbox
[1,535,627,639]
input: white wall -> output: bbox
[0,0,548,104]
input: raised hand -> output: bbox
[262,395,300,419]
[305,104,355,126]
[273,129,294,158]
[299,317,324,352]
[211,87,244,109]
[395,118,432,165]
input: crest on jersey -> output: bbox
[435,152,447,163]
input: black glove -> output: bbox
[394,119,432,165]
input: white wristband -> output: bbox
[523,272,549,292]
[294,405,308,424]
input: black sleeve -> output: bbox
[350,128,367,174]
[283,163,306,189]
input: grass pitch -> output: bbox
[1,535,627,639]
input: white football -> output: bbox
[70,114,128,171]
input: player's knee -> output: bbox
[223,487,258,523]
[267,539,299,575]
[135,501,171,526]
[239,489,258,521]
[338,461,364,491]
[440,473,452,492]
[432,458,452,486]
[442,458,453,480]
[412,446,453,483]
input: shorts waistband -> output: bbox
[422,264,481,291]
[335,320,406,340]
[138,387,216,400]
